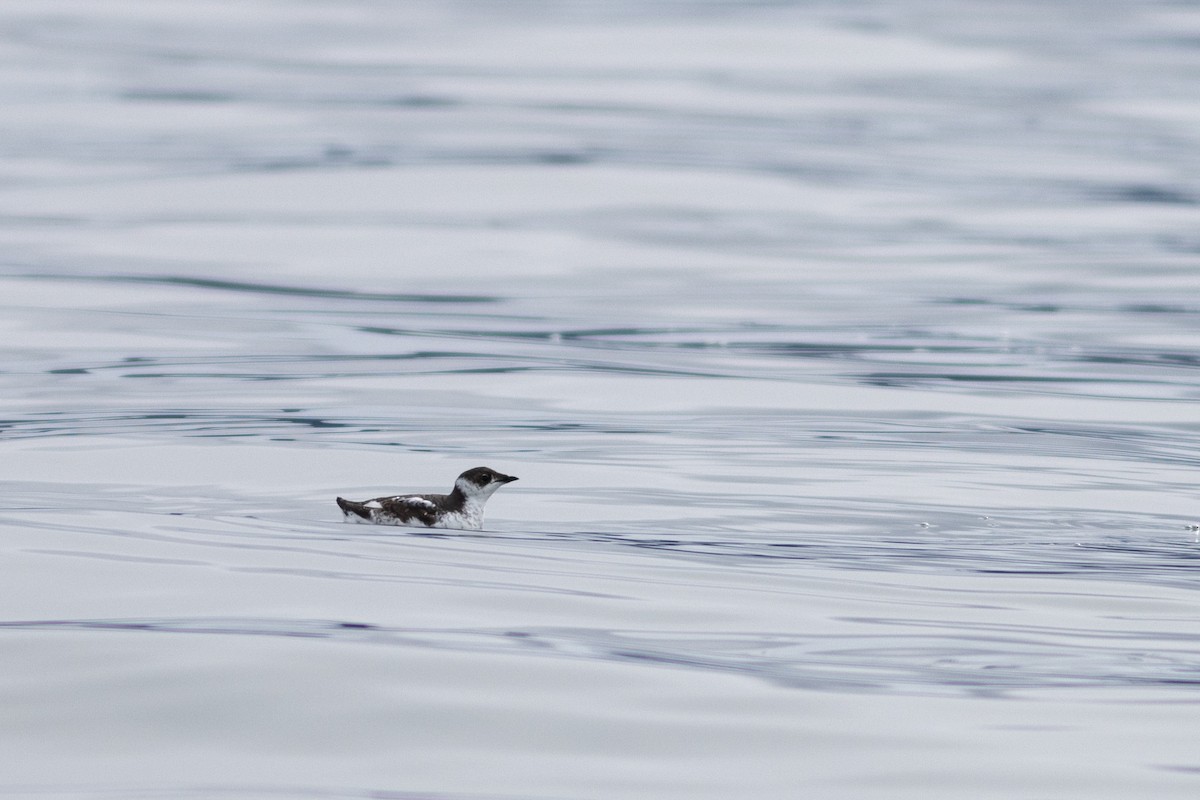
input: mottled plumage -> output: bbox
[336,466,517,530]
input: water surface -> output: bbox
[3,2,1200,799]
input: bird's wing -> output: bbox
[375,494,441,526]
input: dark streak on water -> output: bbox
[5,614,1200,698]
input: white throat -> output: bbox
[456,477,501,503]
[425,479,495,530]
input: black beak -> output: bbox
[499,475,518,483]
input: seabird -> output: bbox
[336,466,518,530]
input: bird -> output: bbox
[336,466,518,530]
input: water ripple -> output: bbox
[5,616,1199,699]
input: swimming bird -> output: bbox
[336,466,518,530]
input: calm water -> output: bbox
[4,2,1200,798]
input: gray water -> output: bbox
[3,1,1200,798]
